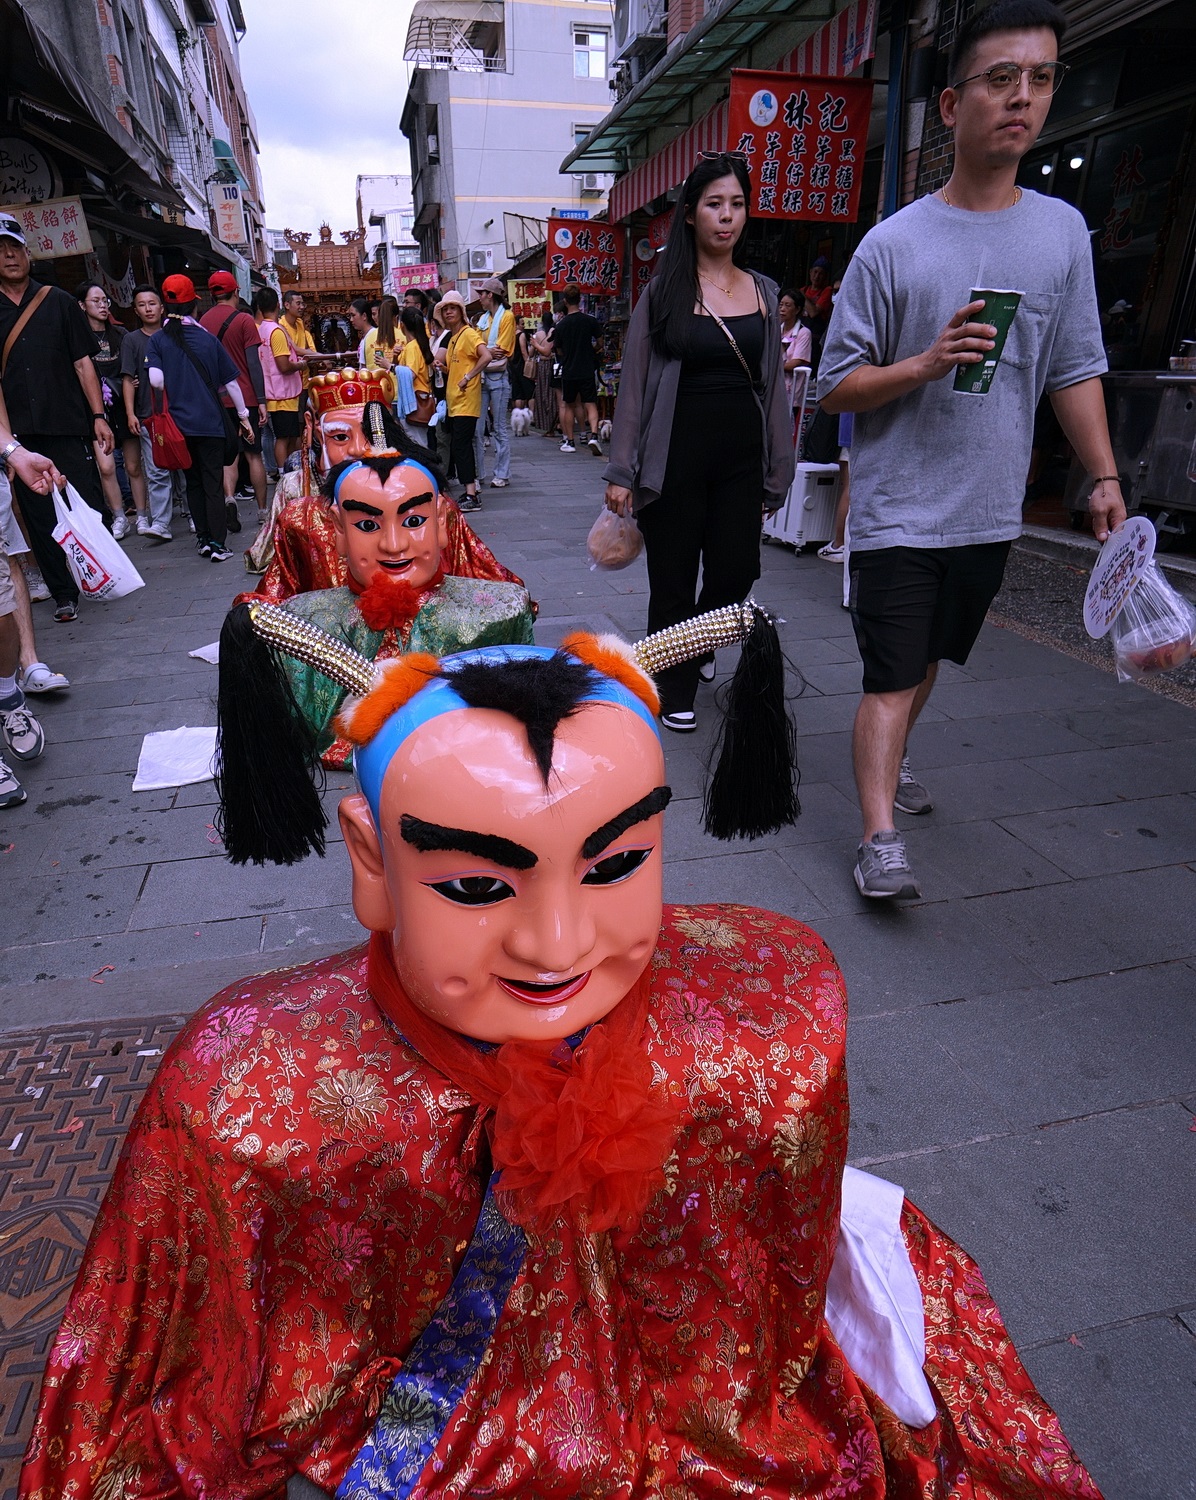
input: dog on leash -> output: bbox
[598,419,612,442]
[511,407,532,437]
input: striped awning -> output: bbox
[607,0,876,222]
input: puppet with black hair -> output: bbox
[224,449,534,769]
[25,617,1100,1500]
[241,368,524,600]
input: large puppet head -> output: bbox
[338,646,670,1043]
[327,454,449,593]
[305,367,397,473]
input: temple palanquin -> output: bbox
[279,223,383,352]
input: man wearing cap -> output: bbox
[148,275,252,563]
[200,271,268,529]
[0,211,112,621]
[473,277,516,490]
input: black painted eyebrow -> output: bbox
[582,786,671,861]
[399,814,537,870]
[395,492,436,516]
[341,498,383,517]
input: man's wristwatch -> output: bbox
[91,411,108,427]
[0,438,22,466]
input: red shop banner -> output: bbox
[727,70,873,223]
[545,218,626,295]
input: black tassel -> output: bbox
[702,608,800,840]
[214,603,328,865]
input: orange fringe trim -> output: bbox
[335,653,441,745]
[561,631,659,716]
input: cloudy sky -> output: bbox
[239,1,416,233]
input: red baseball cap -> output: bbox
[161,273,197,305]
[208,270,239,295]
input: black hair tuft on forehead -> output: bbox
[445,653,599,784]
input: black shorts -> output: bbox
[848,541,1012,694]
[562,376,597,405]
[270,408,301,440]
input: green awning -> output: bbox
[212,137,250,191]
[563,0,840,174]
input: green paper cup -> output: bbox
[953,288,1023,395]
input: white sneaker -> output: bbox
[111,513,131,540]
[144,523,173,542]
[0,755,25,807]
[559,441,576,453]
[587,436,603,457]
[136,515,152,535]
[24,567,51,601]
[817,542,845,563]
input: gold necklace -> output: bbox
[940,183,1022,208]
[698,269,734,296]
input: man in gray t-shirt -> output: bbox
[816,0,1126,901]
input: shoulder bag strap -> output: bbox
[214,310,239,345]
[1,284,52,378]
[167,321,237,425]
[698,296,757,388]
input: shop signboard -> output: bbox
[545,218,625,296]
[508,278,547,327]
[392,262,439,294]
[630,234,656,308]
[0,138,59,205]
[214,182,247,247]
[557,209,590,220]
[647,208,673,249]
[727,70,873,223]
[8,196,93,257]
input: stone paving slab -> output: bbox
[997,792,1196,878]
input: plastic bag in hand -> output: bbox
[587,507,643,571]
[51,483,145,601]
[1110,562,1196,681]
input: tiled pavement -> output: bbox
[1,435,1194,1497]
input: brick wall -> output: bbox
[667,0,704,50]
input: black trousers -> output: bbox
[10,433,107,606]
[447,415,477,488]
[636,390,764,713]
[184,434,228,546]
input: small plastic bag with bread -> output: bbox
[1110,562,1196,681]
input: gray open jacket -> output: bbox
[603,270,796,513]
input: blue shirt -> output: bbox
[147,318,240,437]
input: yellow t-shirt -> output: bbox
[400,338,431,396]
[282,314,316,390]
[360,326,379,370]
[267,326,300,413]
[445,325,485,418]
[479,307,517,359]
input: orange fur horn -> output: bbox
[561,632,660,716]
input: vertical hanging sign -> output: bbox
[727,70,873,223]
[544,219,626,295]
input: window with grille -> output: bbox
[574,29,608,79]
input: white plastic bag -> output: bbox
[1109,562,1196,681]
[51,483,145,601]
[587,507,643,571]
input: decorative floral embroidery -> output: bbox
[308,1068,388,1134]
[772,1112,828,1178]
[192,1003,258,1064]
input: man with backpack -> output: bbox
[147,275,251,563]
[200,271,268,532]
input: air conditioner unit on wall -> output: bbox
[467,246,494,274]
[580,172,606,194]
[613,0,666,64]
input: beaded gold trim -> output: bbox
[246,600,375,697]
[633,600,761,675]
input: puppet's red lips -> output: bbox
[379,558,413,571]
[497,972,591,1005]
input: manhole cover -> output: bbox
[0,1014,186,1494]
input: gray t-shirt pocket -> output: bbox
[1003,291,1063,369]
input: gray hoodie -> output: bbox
[603,270,795,513]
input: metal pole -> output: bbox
[881,0,908,219]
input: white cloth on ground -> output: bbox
[132,726,217,790]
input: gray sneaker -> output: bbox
[0,690,45,762]
[854,830,921,900]
[894,755,933,815]
[0,755,25,807]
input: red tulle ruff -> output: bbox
[367,935,678,1233]
[351,565,446,632]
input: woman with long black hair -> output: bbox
[603,153,793,731]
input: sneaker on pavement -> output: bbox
[136,515,152,535]
[0,691,45,762]
[23,567,50,601]
[53,601,78,623]
[0,755,25,807]
[209,545,235,563]
[18,662,69,693]
[817,542,845,563]
[894,756,933,815]
[559,441,576,453]
[144,523,173,542]
[111,512,131,540]
[489,477,509,488]
[196,538,213,558]
[459,495,482,513]
[660,709,697,733]
[854,830,921,900]
[225,500,242,533]
[587,436,603,457]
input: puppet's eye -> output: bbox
[427,875,515,905]
[582,848,651,885]
[353,517,381,533]
[401,512,428,528]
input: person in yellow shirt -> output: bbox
[349,298,378,369]
[280,291,317,375]
[473,276,517,489]
[433,290,490,513]
[397,305,436,442]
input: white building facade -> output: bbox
[400,0,615,287]
[356,174,422,287]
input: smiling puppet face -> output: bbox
[339,697,668,1043]
[330,461,449,590]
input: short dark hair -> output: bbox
[448,653,597,783]
[350,295,374,322]
[949,0,1066,84]
[282,288,303,307]
[404,287,429,311]
[563,284,582,307]
[74,280,106,303]
[255,287,280,315]
[131,282,161,301]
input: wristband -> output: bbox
[1092,475,1121,485]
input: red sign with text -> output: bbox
[545,218,626,296]
[727,71,873,223]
